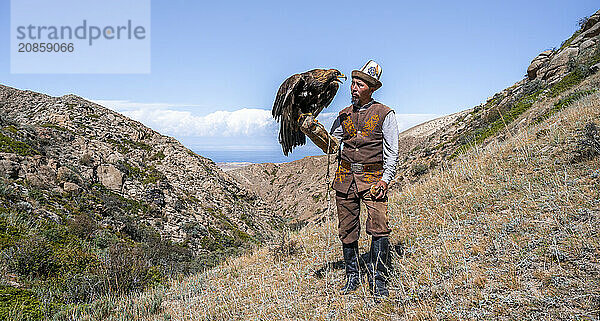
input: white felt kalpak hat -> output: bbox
[351,60,382,90]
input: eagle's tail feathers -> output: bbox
[279,120,306,156]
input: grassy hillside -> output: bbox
[38,65,600,321]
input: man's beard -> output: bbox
[351,95,360,107]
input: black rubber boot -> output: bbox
[367,236,390,301]
[340,241,361,294]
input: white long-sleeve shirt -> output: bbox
[330,101,399,184]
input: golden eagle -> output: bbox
[272,69,346,156]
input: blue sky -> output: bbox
[1,0,598,162]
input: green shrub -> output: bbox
[578,16,589,29]
[7,235,58,279]
[411,163,428,176]
[67,213,98,240]
[2,125,18,134]
[574,122,600,161]
[549,72,586,98]
[535,89,597,124]
[123,139,152,152]
[105,243,158,293]
[0,181,20,201]
[0,132,38,156]
[0,216,22,250]
[0,286,43,321]
[40,123,69,132]
[150,151,166,161]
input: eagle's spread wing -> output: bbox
[272,74,303,122]
[272,74,306,156]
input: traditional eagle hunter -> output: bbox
[272,68,346,156]
[276,60,399,303]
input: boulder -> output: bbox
[25,173,48,188]
[57,166,72,181]
[571,13,600,47]
[97,164,123,191]
[543,47,579,81]
[580,39,596,51]
[0,160,20,179]
[63,182,81,193]
[37,165,57,183]
[527,50,553,80]
[583,10,600,31]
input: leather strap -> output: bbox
[339,159,383,172]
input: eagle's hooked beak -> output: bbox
[335,74,347,83]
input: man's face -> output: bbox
[351,78,373,106]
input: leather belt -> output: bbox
[339,159,383,173]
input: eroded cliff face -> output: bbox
[0,84,280,254]
[229,9,600,223]
[226,155,337,225]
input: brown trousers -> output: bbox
[336,180,391,244]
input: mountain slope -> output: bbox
[226,155,336,224]
[0,84,279,245]
[0,84,280,318]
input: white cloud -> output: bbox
[125,107,276,137]
[91,99,201,112]
[91,99,440,139]
[92,99,276,137]
[317,112,338,129]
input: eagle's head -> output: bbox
[313,69,347,87]
[328,69,347,84]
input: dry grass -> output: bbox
[60,88,600,320]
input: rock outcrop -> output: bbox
[528,10,600,83]
[97,164,124,191]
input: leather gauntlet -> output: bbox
[298,114,339,154]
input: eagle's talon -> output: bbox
[297,113,314,123]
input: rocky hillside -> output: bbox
[230,9,600,222]
[0,85,278,249]
[0,84,280,317]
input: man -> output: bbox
[329,60,399,300]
